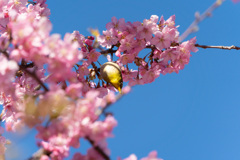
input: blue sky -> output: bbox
[5,0,240,160]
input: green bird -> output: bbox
[100,62,123,93]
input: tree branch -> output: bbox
[100,49,117,55]
[0,49,49,92]
[195,44,240,50]
[85,93,124,160]
[19,66,49,92]
[27,1,36,5]
[28,148,50,160]
[85,136,110,160]
[179,0,224,41]
[0,49,9,59]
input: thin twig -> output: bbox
[195,44,240,50]
[91,62,101,78]
[179,0,224,42]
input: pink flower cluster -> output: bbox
[0,55,18,95]
[72,150,162,160]
[98,16,198,86]
[0,0,50,33]
[33,90,117,159]
[0,0,198,159]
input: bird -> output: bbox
[100,62,123,93]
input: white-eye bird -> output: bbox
[100,62,123,93]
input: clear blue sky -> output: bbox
[4,0,240,160]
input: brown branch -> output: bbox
[195,44,240,50]
[85,93,124,160]
[27,94,124,160]
[28,148,45,160]
[0,49,48,92]
[28,148,51,160]
[19,66,49,92]
[27,1,36,5]
[84,93,125,160]
[27,84,124,160]
[29,136,112,160]
[146,45,156,50]
[91,62,101,78]
[100,49,117,55]
[0,49,9,59]
[85,136,110,160]
[179,0,224,41]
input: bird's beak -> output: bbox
[118,87,122,94]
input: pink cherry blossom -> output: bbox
[0,32,9,50]
[122,68,138,82]
[87,49,101,63]
[151,31,171,50]
[0,55,18,97]
[106,16,126,31]
[0,136,6,155]
[78,62,90,81]
[72,31,85,46]
[137,18,158,41]
[159,48,179,65]
[119,35,137,52]
[27,1,51,18]
[140,151,162,160]
[85,147,105,160]
[43,33,80,82]
[41,135,70,159]
[142,65,161,84]
[150,15,159,24]
[119,53,135,65]
[165,15,176,28]
[88,116,117,143]
[128,77,144,86]
[65,83,83,98]
[123,154,137,160]
[72,153,85,160]
[40,155,50,160]
[97,28,118,48]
